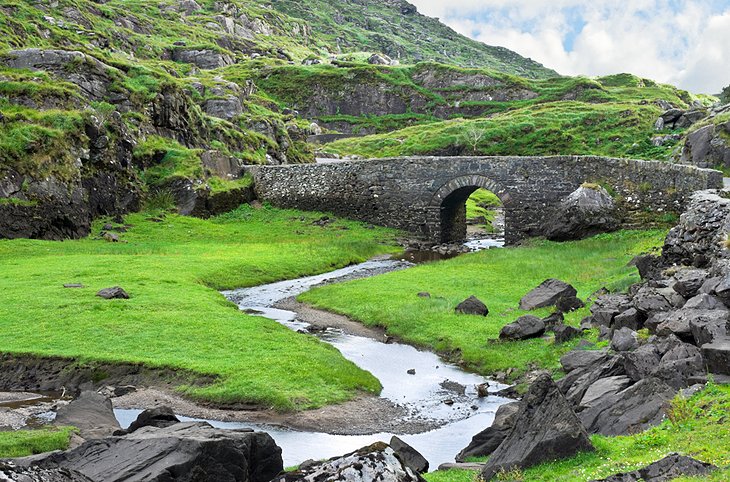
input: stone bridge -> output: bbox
[250,156,723,244]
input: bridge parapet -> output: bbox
[250,156,723,244]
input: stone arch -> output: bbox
[429,175,511,243]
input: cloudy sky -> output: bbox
[409,0,730,94]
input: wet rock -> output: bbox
[543,185,618,241]
[96,286,129,299]
[25,422,282,482]
[579,375,632,408]
[54,391,120,440]
[701,338,730,375]
[520,279,577,310]
[553,324,580,343]
[555,296,585,313]
[499,315,546,340]
[480,374,594,480]
[579,377,676,435]
[560,349,609,373]
[277,442,423,481]
[610,327,639,352]
[390,436,428,474]
[456,402,519,462]
[455,295,488,316]
[0,462,92,482]
[591,453,716,482]
[119,406,180,435]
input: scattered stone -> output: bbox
[54,391,120,440]
[613,308,644,331]
[102,231,119,242]
[96,286,129,299]
[591,294,633,326]
[276,442,420,481]
[560,349,609,373]
[499,315,546,340]
[554,324,580,343]
[556,295,585,313]
[688,310,729,345]
[390,436,429,474]
[102,223,113,231]
[119,406,180,435]
[417,292,431,298]
[63,283,84,289]
[543,185,618,241]
[476,383,489,397]
[591,453,716,482]
[622,344,662,382]
[520,279,577,310]
[480,374,594,480]
[24,422,282,482]
[611,327,639,352]
[456,402,519,462]
[672,269,708,298]
[455,295,488,316]
[701,338,730,375]
[407,369,416,375]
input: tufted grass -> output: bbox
[0,205,399,411]
[0,427,75,458]
[300,230,665,379]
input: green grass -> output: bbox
[0,427,75,457]
[0,205,400,411]
[466,188,501,232]
[300,230,664,378]
[424,383,730,481]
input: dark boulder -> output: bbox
[541,311,564,329]
[562,355,626,406]
[276,442,423,482]
[499,315,546,340]
[579,377,676,435]
[610,327,639,352]
[96,287,129,300]
[701,337,730,375]
[520,279,577,310]
[622,344,662,382]
[543,185,618,241]
[456,402,519,462]
[390,436,429,474]
[653,343,705,389]
[54,391,120,440]
[579,375,632,408]
[590,294,633,326]
[480,374,593,480]
[455,295,488,316]
[560,349,609,373]
[556,296,585,313]
[591,453,716,482]
[672,269,708,298]
[612,308,644,331]
[633,286,676,315]
[554,324,580,343]
[683,293,726,311]
[120,406,180,434]
[0,462,93,482]
[26,422,283,482]
[688,309,729,345]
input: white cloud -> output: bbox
[409,0,730,94]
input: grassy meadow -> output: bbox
[0,427,75,458]
[0,205,399,411]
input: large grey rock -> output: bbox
[653,343,705,389]
[519,279,577,310]
[612,308,644,331]
[0,463,92,482]
[456,402,519,462]
[560,349,609,373]
[579,376,632,408]
[562,355,626,406]
[389,436,428,474]
[553,323,580,343]
[590,294,633,326]
[633,286,675,315]
[203,96,243,120]
[622,344,661,382]
[120,406,180,434]
[480,374,593,480]
[610,328,639,352]
[172,48,234,69]
[701,337,730,375]
[54,391,120,440]
[499,315,545,340]
[543,186,618,241]
[688,309,729,345]
[683,293,726,310]
[26,422,283,482]
[455,295,488,316]
[591,453,716,481]
[672,269,708,298]
[579,377,676,435]
[276,442,423,481]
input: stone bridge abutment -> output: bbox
[250,156,722,244]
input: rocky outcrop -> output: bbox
[543,185,619,241]
[520,279,578,310]
[275,442,424,482]
[171,48,234,69]
[0,463,92,482]
[592,453,716,482]
[676,105,730,169]
[456,402,519,462]
[480,374,594,480]
[53,391,120,440]
[22,422,283,482]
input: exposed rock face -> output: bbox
[54,391,120,440]
[543,185,618,241]
[275,442,424,482]
[456,402,519,462]
[480,375,593,480]
[0,463,93,482]
[592,453,716,482]
[389,436,428,474]
[679,119,730,169]
[171,48,234,69]
[25,422,283,482]
[520,279,578,310]
[455,295,489,316]
[120,406,180,434]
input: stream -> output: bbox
[129,239,509,469]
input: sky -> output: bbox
[408,0,730,94]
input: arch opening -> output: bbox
[430,175,508,244]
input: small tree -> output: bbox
[460,123,486,154]
[720,84,730,105]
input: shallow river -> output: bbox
[118,239,510,468]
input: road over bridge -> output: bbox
[250,156,722,244]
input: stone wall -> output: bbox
[250,156,723,244]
